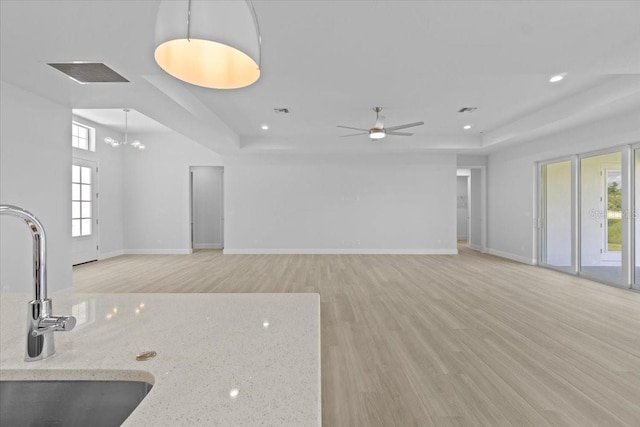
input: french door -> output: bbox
[72,158,98,265]
[539,159,574,273]
[539,147,634,288]
[579,151,626,285]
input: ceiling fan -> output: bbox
[337,107,424,140]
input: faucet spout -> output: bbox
[0,204,47,301]
[0,204,75,361]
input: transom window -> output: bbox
[72,122,95,151]
[72,165,93,237]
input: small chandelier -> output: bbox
[104,109,145,150]
[154,0,261,89]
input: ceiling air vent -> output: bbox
[273,108,290,114]
[47,62,129,84]
[458,107,478,113]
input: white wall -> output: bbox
[0,81,71,294]
[456,176,469,240]
[123,132,223,254]
[224,153,457,254]
[457,154,487,167]
[487,110,640,264]
[191,166,223,249]
[71,115,125,259]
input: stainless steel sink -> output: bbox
[0,380,152,427]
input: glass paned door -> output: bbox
[540,160,573,272]
[72,158,98,265]
[72,164,93,237]
[580,151,623,284]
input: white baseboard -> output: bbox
[468,243,485,252]
[487,248,535,265]
[223,248,458,255]
[193,243,223,249]
[124,249,193,255]
[99,250,125,260]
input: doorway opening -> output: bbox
[456,167,486,252]
[456,169,470,244]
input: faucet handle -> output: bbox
[31,316,77,337]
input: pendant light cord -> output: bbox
[187,0,192,42]
[183,0,261,68]
[124,109,129,145]
[247,0,262,69]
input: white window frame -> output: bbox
[72,121,95,152]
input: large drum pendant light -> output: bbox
[154,0,261,89]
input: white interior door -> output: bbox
[72,159,98,265]
[190,166,224,249]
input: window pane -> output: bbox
[72,183,80,200]
[81,166,91,184]
[72,219,81,237]
[81,184,91,201]
[81,202,91,219]
[71,123,95,152]
[81,219,92,236]
[72,201,81,219]
[580,151,622,284]
[541,160,572,272]
[72,165,80,182]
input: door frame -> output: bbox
[71,157,99,265]
[465,165,487,253]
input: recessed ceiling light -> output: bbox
[261,124,269,130]
[463,125,472,130]
[549,73,566,83]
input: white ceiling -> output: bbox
[1,0,639,154]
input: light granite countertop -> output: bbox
[0,292,321,426]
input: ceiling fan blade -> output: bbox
[337,125,369,131]
[386,131,413,136]
[375,115,385,129]
[340,132,369,137]
[385,121,424,131]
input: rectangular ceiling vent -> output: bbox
[47,62,129,84]
[273,108,290,114]
[458,107,478,113]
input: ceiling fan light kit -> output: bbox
[369,129,386,140]
[337,107,424,141]
[154,0,261,89]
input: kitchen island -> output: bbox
[0,293,321,426]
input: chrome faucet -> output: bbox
[0,204,76,361]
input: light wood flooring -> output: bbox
[73,245,640,427]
